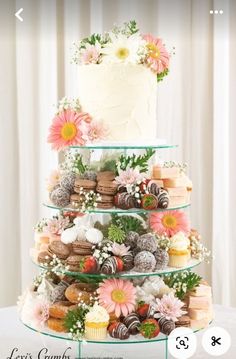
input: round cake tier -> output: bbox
[43,202,190,214]
[22,320,210,344]
[78,64,157,142]
[33,258,201,279]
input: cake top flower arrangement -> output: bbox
[72,20,170,82]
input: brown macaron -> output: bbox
[74,179,96,193]
[96,181,118,195]
[70,193,83,208]
[65,255,84,272]
[97,194,114,209]
[48,241,71,260]
[175,315,190,328]
[37,251,53,265]
[72,240,93,256]
[97,171,115,182]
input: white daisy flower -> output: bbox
[101,33,146,64]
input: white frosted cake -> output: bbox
[78,63,157,141]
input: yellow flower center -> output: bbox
[61,122,77,140]
[147,43,160,59]
[111,289,126,303]
[162,214,177,229]
[116,47,130,60]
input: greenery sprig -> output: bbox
[157,68,169,82]
[64,306,89,339]
[118,148,155,173]
[111,214,147,234]
[163,271,202,300]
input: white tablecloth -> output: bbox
[0,305,236,359]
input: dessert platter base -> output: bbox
[22,320,212,359]
[34,258,202,279]
[43,202,191,214]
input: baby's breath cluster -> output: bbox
[156,234,171,250]
[190,235,211,263]
[57,97,81,113]
[60,150,88,175]
[163,161,188,174]
[34,218,48,233]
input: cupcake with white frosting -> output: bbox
[168,232,190,268]
[85,303,109,340]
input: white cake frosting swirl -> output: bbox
[78,63,157,142]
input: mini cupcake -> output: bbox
[85,304,109,340]
[168,232,190,268]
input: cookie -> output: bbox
[175,315,190,328]
[96,181,118,195]
[74,179,96,193]
[65,255,84,271]
[37,251,53,265]
[48,241,70,260]
[49,301,77,319]
[97,171,115,182]
[96,194,114,209]
[65,282,97,304]
[72,240,93,256]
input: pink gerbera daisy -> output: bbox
[143,34,170,74]
[47,109,92,150]
[150,210,190,237]
[155,293,186,322]
[97,278,136,318]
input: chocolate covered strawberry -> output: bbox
[137,302,150,319]
[141,194,158,210]
[79,256,99,273]
[139,318,160,339]
[114,256,124,272]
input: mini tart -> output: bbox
[47,318,68,332]
[49,301,77,319]
[65,282,97,304]
[168,248,190,268]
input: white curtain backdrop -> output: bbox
[0,0,235,307]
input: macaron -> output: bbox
[70,194,82,208]
[72,240,93,256]
[175,315,190,328]
[96,181,118,195]
[48,241,71,260]
[37,251,53,265]
[74,179,96,193]
[65,255,84,272]
[97,171,115,182]
[96,194,114,209]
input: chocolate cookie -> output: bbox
[72,240,93,256]
[48,241,70,260]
